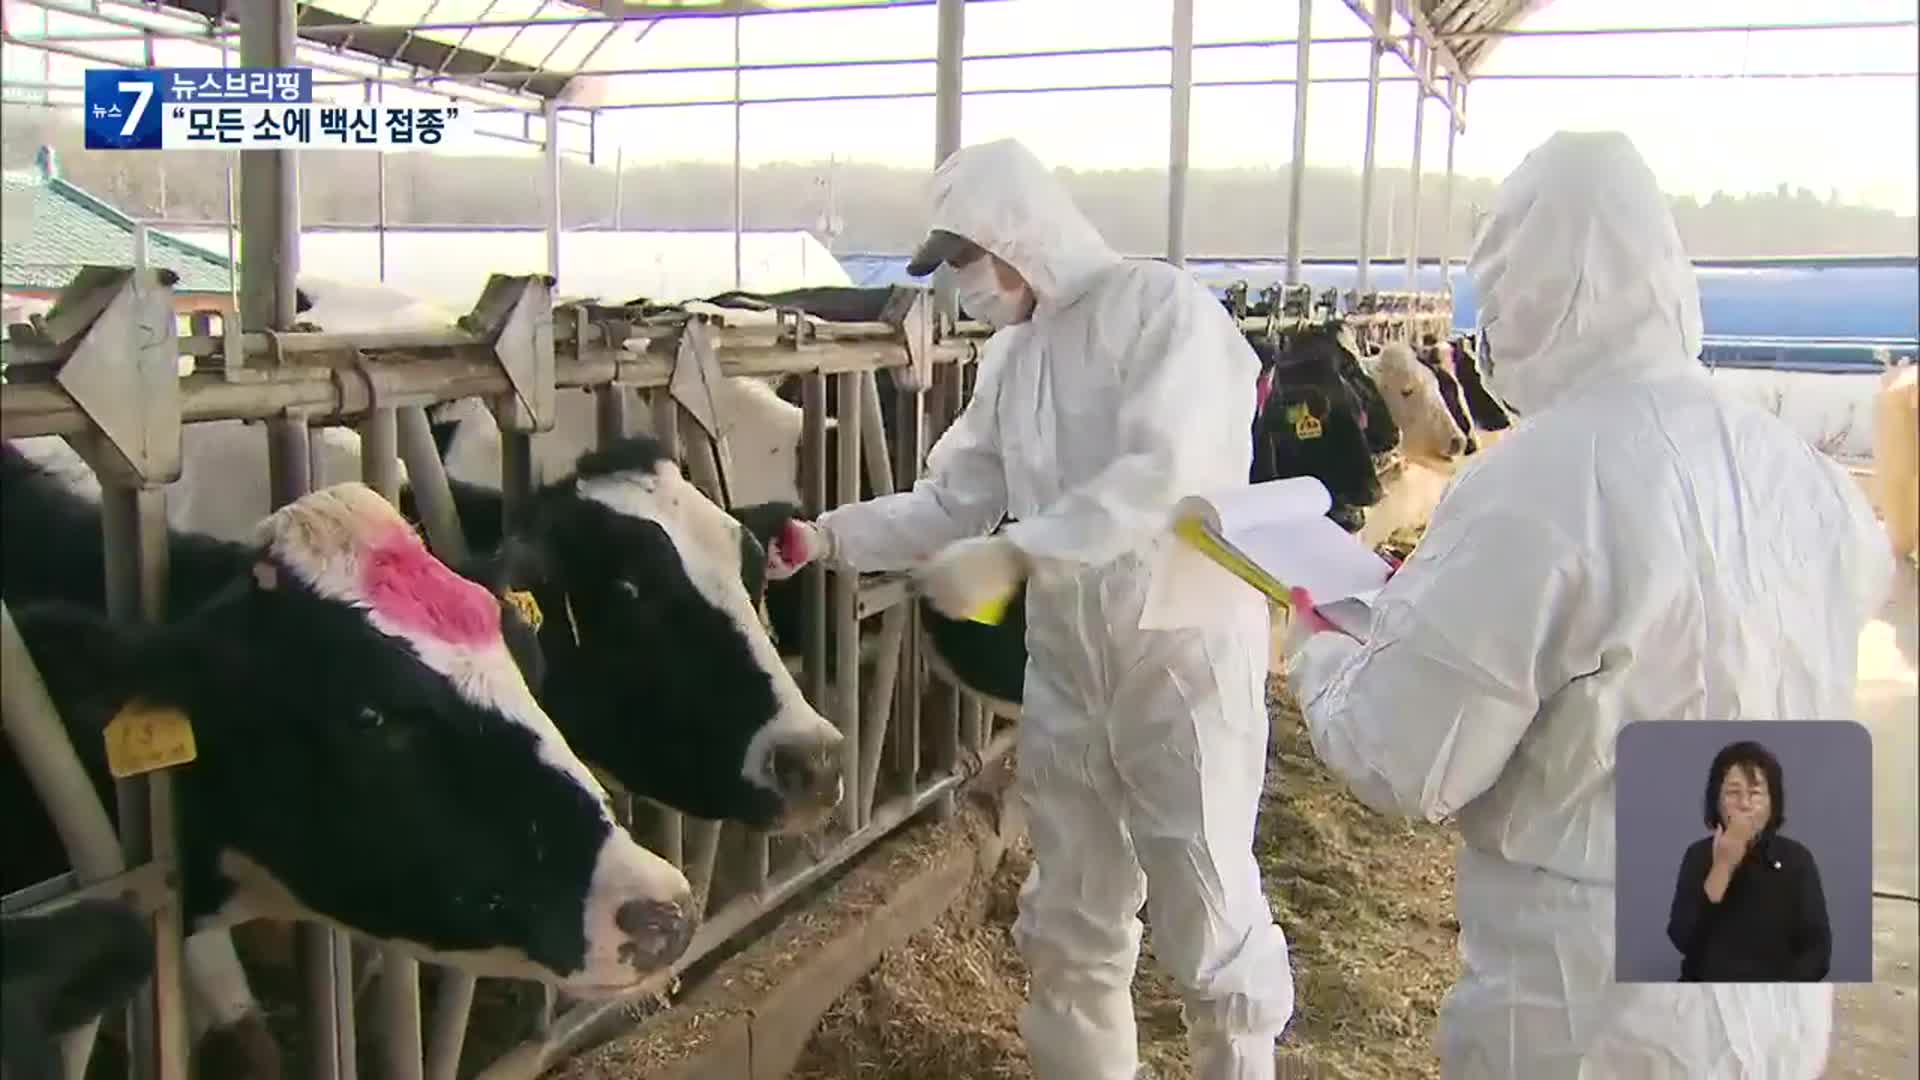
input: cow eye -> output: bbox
[356,706,385,729]
[1401,388,1415,397]
[612,579,639,599]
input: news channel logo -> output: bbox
[84,67,470,152]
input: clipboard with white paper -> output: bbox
[1140,476,1393,633]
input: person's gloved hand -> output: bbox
[915,535,1029,620]
[766,520,834,581]
[1280,585,1343,657]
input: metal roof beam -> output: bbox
[1339,0,1449,104]
[1396,0,1469,90]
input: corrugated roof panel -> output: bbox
[1,169,235,294]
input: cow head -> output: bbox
[474,437,844,836]
[1369,342,1467,461]
[10,484,694,996]
[1317,322,1401,454]
[1254,330,1383,509]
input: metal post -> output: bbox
[1406,55,1427,287]
[931,0,965,323]
[733,13,745,291]
[1356,0,1388,292]
[1168,0,1193,267]
[1439,77,1458,291]
[241,4,353,1077]
[612,143,624,229]
[544,99,562,279]
[832,371,863,832]
[372,80,388,283]
[395,408,470,567]
[1286,0,1313,285]
[100,486,187,1080]
[361,405,417,1080]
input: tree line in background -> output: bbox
[4,107,1915,260]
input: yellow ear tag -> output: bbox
[503,589,545,633]
[965,589,1015,626]
[1287,403,1323,440]
[103,702,198,780]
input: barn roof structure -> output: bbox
[121,1,1543,109]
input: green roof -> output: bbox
[2,165,235,295]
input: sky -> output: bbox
[3,0,1916,214]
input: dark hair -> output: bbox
[1702,740,1786,832]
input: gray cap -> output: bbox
[904,229,975,277]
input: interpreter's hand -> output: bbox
[1711,807,1765,869]
[766,520,833,581]
[915,535,1028,620]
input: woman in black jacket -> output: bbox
[1666,740,1833,981]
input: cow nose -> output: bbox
[614,897,694,972]
[770,737,844,810]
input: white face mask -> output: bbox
[956,257,1027,329]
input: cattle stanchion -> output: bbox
[0,600,137,1079]
[396,406,471,566]
[634,391,688,872]
[800,371,831,711]
[29,265,196,1080]
[358,386,424,1080]
[831,371,865,831]
[921,361,967,822]
[589,380,638,832]
[6,267,1009,1080]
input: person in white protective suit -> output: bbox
[1282,130,1895,1079]
[766,137,1297,1080]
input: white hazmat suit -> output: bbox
[1287,131,1894,1078]
[815,138,1297,1080]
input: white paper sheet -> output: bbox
[1313,588,1382,639]
[1140,477,1392,632]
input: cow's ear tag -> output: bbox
[503,589,545,633]
[1287,403,1323,440]
[103,701,198,780]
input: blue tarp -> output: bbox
[834,254,1919,371]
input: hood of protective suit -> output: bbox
[925,138,1124,311]
[1465,131,1704,416]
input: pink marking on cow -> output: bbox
[360,527,500,646]
[1254,370,1275,417]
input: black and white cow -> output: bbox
[1,450,696,1069]
[1447,335,1514,439]
[14,277,847,833]
[1250,322,1402,459]
[408,437,845,828]
[6,431,846,835]
[1418,334,1479,455]
[2,899,154,1080]
[1251,326,1386,525]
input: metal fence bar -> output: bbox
[831,371,864,832]
[1356,0,1389,293]
[1286,0,1312,287]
